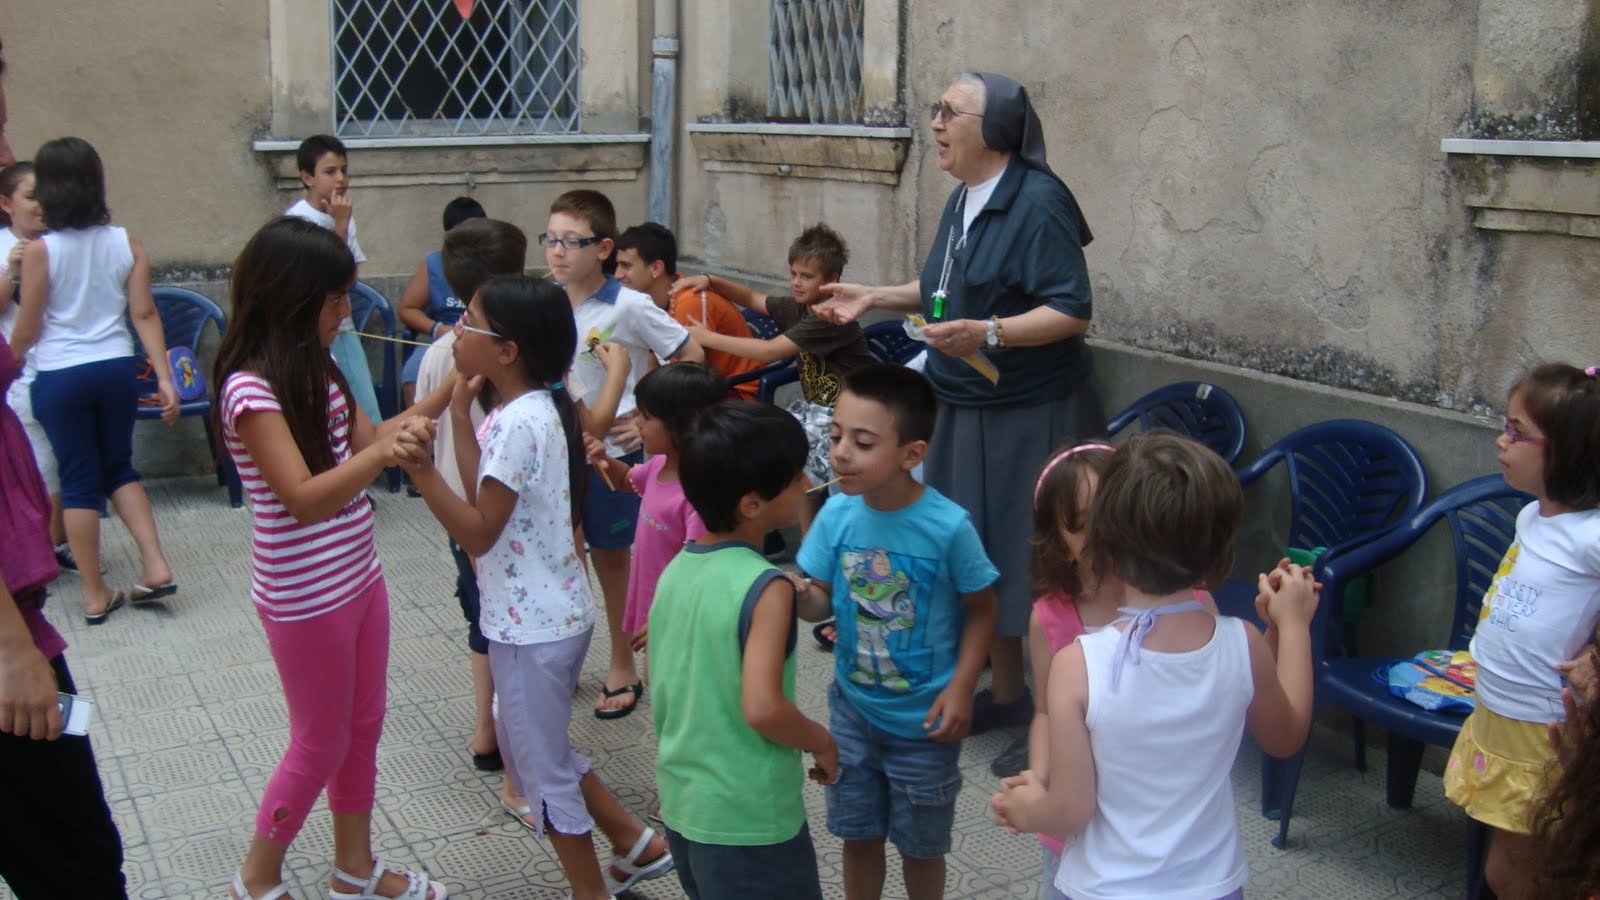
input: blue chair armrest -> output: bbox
[727,357,795,389]
[1105,406,1137,436]
[1234,446,1284,488]
[758,365,801,405]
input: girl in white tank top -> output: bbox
[992,433,1321,900]
[6,137,180,623]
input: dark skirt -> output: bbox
[924,382,1106,636]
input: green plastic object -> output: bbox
[1286,546,1373,628]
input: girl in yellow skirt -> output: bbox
[1445,363,1600,899]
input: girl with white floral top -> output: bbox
[402,275,672,900]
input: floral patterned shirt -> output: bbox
[476,390,596,645]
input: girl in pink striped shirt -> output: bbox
[216,217,451,900]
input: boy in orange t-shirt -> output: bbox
[614,222,765,399]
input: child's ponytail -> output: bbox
[548,379,588,515]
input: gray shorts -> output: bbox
[488,630,595,838]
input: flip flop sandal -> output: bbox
[230,871,293,900]
[131,582,178,606]
[594,682,642,720]
[812,620,837,652]
[602,827,674,895]
[501,798,538,834]
[330,856,447,900]
[85,591,127,626]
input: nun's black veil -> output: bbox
[973,72,1094,247]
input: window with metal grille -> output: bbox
[333,0,579,138]
[767,0,864,124]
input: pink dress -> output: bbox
[0,345,65,659]
[622,455,705,633]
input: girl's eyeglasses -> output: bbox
[1503,418,1547,446]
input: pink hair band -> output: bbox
[1034,442,1115,505]
[1586,365,1598,378]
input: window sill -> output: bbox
[253,134,651,188]
[1439,138,1600,158]
[1442,138,1600,238]
[686,123,913,185]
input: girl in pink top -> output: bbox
[589,362,728,653]
[1016,442,1116,900]
[216,217,452,900]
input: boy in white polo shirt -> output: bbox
[541,189,704,721]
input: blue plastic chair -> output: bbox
[1265,475,1527,893]
[725,307,799,403]
[347,282,402,492]
[130,287,234,503]
[862,320,923,365]
[1211,420,1428,630]
[1107,381,1248,465]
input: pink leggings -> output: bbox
[254,577,390,843]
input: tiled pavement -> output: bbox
[3,476,1472,899]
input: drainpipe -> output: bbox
[648,0,680,227]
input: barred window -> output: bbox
[333,0,579,138]
[767,0,864,124]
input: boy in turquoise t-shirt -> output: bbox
[649,401,836,899]
[794,364,999,900]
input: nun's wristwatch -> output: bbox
[985,316,1001,348]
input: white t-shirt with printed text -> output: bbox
[1470,502,1600,723]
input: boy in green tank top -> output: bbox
[648,401,838,899]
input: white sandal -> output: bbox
[329,857,447,900]
[232,870,293,900]
[601,827,674,894]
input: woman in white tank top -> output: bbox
[7,137,180,625]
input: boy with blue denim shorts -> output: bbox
[794,364,998,900]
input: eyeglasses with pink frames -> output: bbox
[1502,418,1547,446]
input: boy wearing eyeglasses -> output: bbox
[543,189,705,722]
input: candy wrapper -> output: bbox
[903,314,999,385]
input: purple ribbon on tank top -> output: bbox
[1108,600,1206,691]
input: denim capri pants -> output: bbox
[31,356,142,513]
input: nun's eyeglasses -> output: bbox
[928,102,982,124]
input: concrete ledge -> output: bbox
[687,125,911,185]
[1445,145,1600,236]
[1440,137,1600,158]
[255,138,650,190]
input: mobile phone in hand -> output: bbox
[57,692,94,737]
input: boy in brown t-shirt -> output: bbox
[676,224,874,527]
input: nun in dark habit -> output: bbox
[818,72,1103,768]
